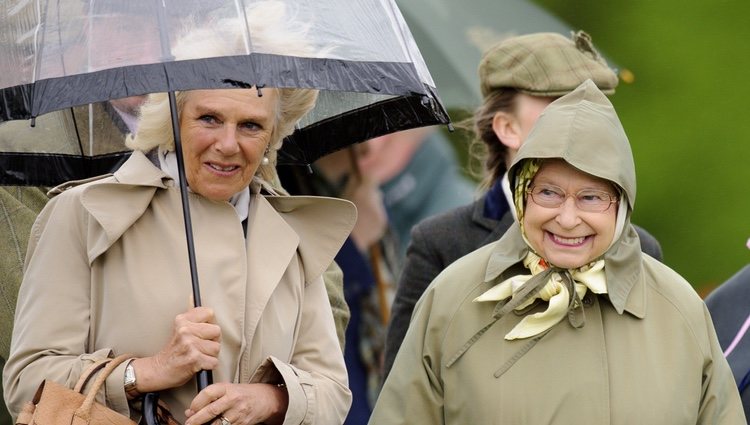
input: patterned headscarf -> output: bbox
[513,158,541,232]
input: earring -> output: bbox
[261,146,270,165]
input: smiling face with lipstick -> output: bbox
[522,158,618,269]
[179,88,278,201]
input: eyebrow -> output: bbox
[533,180,613,192]
[191,104,272,124]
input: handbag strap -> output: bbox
[73,353,133,421]
[73,357,114,393]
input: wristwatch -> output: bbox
[124,359,139,397]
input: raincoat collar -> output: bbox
[113,149,172,188]
[484,224,646,318]
[74,150,355,283]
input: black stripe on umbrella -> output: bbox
[0,55,430,122]
[0,87,448,186]
[0,152,128,186]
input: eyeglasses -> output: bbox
[526,184,618,213]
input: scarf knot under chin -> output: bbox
[474,251,607,340]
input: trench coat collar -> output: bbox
[74,151,167,263]
[485,223,646,319]
[75,150,356,284]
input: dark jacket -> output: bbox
[382,194,664,379]
[705,264,750,419]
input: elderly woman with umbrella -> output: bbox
[0,1,451,423]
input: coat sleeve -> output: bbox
[0,186,49,362]
[697,303,748,424]
[370,284,445,425]
[256,273,351,425]
[382,222,446,381]
[322,261,350,351]
[2,192,124,419]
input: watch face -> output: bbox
[125,363,136,387]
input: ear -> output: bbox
[491,111,523,150]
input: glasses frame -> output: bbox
[526,185,618,213]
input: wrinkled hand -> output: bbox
[133,307,221,392]
[342,176,387,253]
[184,382,288,425]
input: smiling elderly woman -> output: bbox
[369,80,745,424]
[3,7,354,425]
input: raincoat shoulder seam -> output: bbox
[645,277,710,358]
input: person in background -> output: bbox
[279,146,390,425]
[704,237,750,419]
[382,31,664,379]
[0,187,49,425]
[358,127,476,259]
[370,79,745,425]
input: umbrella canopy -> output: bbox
[0,0,449,186]
[397,0,572,110]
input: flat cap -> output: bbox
[479,31,618,97]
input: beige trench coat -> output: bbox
[370,81,745,424]
[3,151,355,424]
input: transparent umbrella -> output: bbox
[0,0,449,185]
[0,0,449,420]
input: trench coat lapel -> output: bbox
[243,195,300,341]
[244,190,356,353]
[76,151,168,264]
[265,195,356,283]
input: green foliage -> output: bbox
[527,0,750,293]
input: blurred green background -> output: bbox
[437,0,750,294]
[531,0,750,295]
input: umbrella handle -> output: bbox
[197,370,213,391]
[140,393,162,425]
[139,370,212,425]
[140,392,184,425]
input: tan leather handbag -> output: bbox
[15,354,137,425]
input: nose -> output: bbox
[213,127,241,155]
[555,196,582,228]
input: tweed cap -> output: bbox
[479,31,618,97]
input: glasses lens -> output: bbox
[576,190,613,212]
[529,185,614,212]
[530,185,565,207]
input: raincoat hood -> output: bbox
[489,79,644,315]
[509,79,636,211]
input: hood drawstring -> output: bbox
[446,252,606,375]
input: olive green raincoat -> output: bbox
[369,80,745,424]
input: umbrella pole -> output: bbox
[168,92,213,391]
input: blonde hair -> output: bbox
[127,1,319,183]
